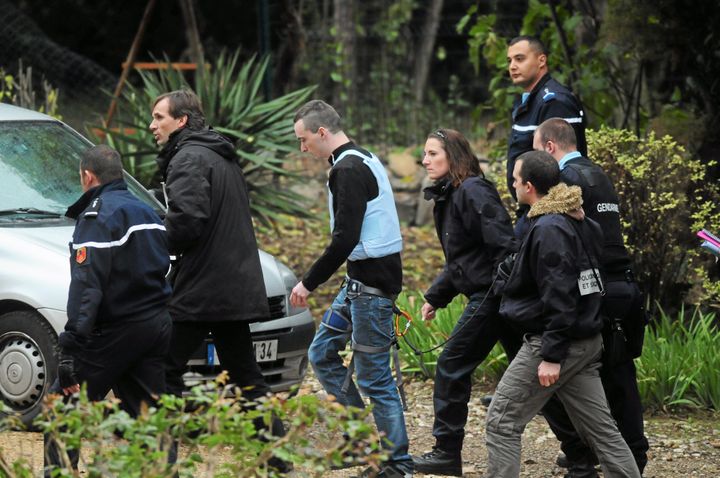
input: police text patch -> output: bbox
[578,268,602,296]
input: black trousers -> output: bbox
[164,320,285,464]
[44,311,172,474]
[164,320,271,400]
[542,279,649,472]
[432,292,521,453]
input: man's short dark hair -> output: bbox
[153,89,206,130]
[536,118,578,150]
[517,150,559,195]
[80,145,124,184]
[293,100,342,133]
[508,35,548,56]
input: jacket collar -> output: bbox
[515,73,553,112]
[66,179,127,219]
[423,177,453,202]
[528,183,583,218]
[156,127,193,175]
[328,141,357,166]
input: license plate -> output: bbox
[253,339,278,362]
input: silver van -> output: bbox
[0,104,313,424]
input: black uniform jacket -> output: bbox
[506,73,587,197]
[157,127,270,323]
[499,185,604,363]
[60,179,171,355]
[561,156,632,277]
[302,142,402,295]
[424,176,517,309]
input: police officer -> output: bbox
[290,100,413,478]
[534,118,649,476]
[45,145,172,475]
[412,129,518,476]
[506,35,586,237]
[485,151,640,478]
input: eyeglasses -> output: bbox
[434,130,446,139]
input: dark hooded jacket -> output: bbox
[499,184,604,363]
[157,127,270,322]
[424,176,517,308]
[560,155,632,277]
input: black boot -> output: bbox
[412,447,462,476]
[564,459,599,478]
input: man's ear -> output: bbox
[177,115,188,129]
[537,53,547,69]
[317,126,327,138]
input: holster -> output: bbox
[602,316,629,366]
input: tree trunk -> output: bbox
[412,0,443,105]
[178,0,205,89]
[333,0,356,110]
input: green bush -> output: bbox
[588,127,720,310]
[2,379,383,477]
[98,51,316,225]
[0,60,60,118]
[636,307,720,411]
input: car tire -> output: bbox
[0,310,58,426]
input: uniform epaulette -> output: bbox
[542,88,556,102]
[84,197,102,218]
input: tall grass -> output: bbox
[636,306,720,410]
[394,292,720,411]
[394,291,508,384]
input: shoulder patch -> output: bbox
[84,197,102,218]
[542,88,556,102]
[75,246,88,264]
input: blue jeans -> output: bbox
[308,286,413,474]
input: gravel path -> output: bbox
[2,376,720,477]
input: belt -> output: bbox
[605,269,635,283]
[344,277,397,301]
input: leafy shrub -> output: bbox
[3,379,383,477]
[98,51,316,224]
[636,307,720,411]
[0,60,60,118]
[588,127,720,310]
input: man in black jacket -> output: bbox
[149,90,287,469]
[533,118,649,476]
[506,35,586,237]
[45,145,172,475]
[484,151,640,478]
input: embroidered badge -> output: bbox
[76,247,87,264]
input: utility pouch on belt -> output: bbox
[321,308,352,333]
[602,316,629,366]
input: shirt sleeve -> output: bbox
[460,184,518,271]
[530,223,580,362]
[424,266,459,309]
[302,160,375,290]
[164,152,212,253]
[59,219,112,356]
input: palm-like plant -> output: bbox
[97,51,316,224]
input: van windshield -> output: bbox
[0,121,162,220]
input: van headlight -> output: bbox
[275,259,306,316]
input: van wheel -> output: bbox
[0,311,58,426]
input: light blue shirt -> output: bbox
[558,151,583,171]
